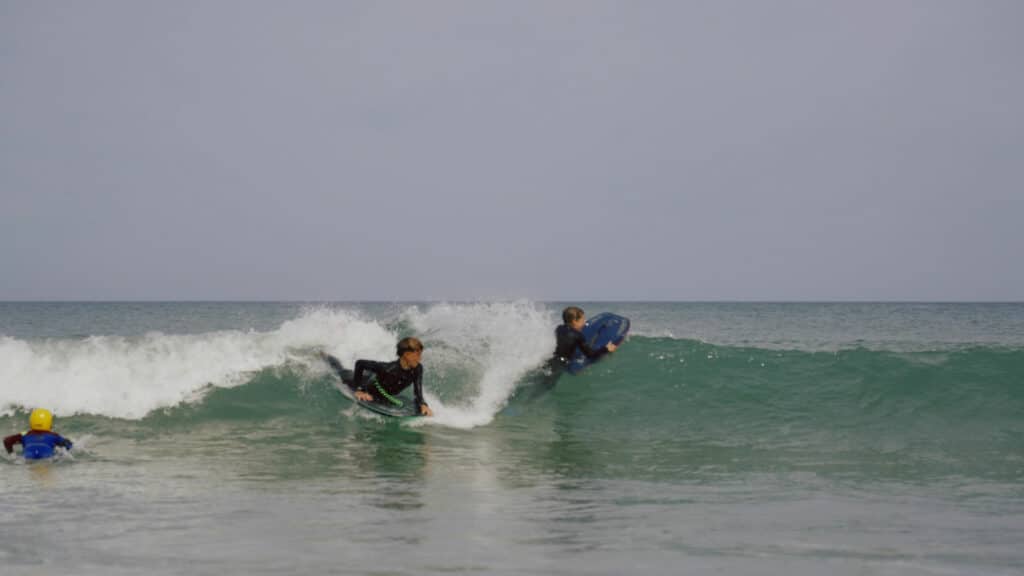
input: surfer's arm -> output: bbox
[575,332,611,360]
[352,360,378,392]
[3,433,22,454]
[412,366,430,415]
[56,435,73,450]
[352,360,382,401]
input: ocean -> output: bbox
[1,301,1022,575]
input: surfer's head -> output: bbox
[562,306,586,331]
[397,337,424,369]
[29,408,53,432]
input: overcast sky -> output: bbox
[2,1,1021,301]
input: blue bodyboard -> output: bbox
[566,313,630,375]
[322,353,421,418]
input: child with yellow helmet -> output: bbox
[4,408,74,460]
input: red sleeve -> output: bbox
[4,433,23,454]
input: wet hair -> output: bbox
[562,306,585,325]
[396,337,424,357]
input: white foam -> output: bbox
[400,301,554,429]
[0,303,557,427]
[0,308,394,420]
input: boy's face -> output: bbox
[401,348,423,368]
[570,316,586,331]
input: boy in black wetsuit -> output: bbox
[551,306,617,368]
[352,337,433,416]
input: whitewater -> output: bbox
[2,301,1022,576]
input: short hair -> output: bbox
[396,337,424,356]
[562,306,585,325]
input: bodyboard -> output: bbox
[566,313,630,375]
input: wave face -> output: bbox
[1,302,1021,481]
[0,302,554,422]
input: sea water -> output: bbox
[1,302,1022,575]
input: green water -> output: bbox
[2,302,1022,574]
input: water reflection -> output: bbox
[346,423,429,511]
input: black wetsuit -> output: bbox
[352,359,427,411]
[551,324,609,367]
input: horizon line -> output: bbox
[2,299,1023,305]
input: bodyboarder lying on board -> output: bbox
[350,337,433,416]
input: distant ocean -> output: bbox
[2,302,1022,575]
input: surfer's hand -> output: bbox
[354,390,374,401]
[606,343,618,352]
[420,404,433,417]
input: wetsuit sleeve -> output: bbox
[4,433,22,454]
[57,435,73,451]
[352,360,382,392]
[413,366,427,410]
[574,331,609,360]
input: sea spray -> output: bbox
[0,307,399,419]
[401,301,554,428]
[0,303,559,428]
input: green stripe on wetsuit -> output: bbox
[375,383,404,406]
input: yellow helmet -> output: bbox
[29,408,53,432]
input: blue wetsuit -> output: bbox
[4,430,73,460]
